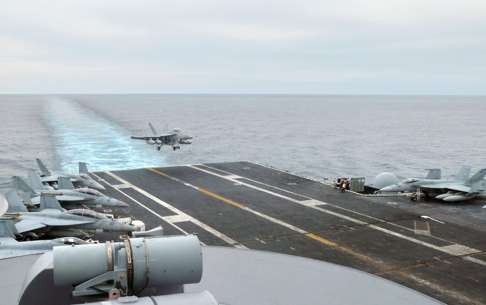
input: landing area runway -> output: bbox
[93,161,486,305]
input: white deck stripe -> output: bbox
[197,165,471,242]
[190,165,486,266]
[101,171,247,249]
[91,172,191,236]
[163,214,192,223]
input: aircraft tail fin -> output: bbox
[58,177,74,190]
[79,162,89,175]
[149,122,158,135]
[4,190,28,213]
[0,218,18,238]
[455,166,471,182]
[27,169,46,191]
[39,193,63,211]
[36,158,51,176]
[12,176,36,196]
[425,169,441,180]
[466,169,486,186]
[470,180,486,193]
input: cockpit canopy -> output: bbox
[404,178,419,184]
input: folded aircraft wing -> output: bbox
[40,217,94,227]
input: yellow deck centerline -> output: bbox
[147,167,392,270]
[198,188,247,209]
[104,166,483,305]
[304,233,338,247]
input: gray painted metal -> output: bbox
[4,246,443,305]
[75,291,218,305]
[13,171,128,209]
[350,177,365,192]
[379,167,486,202]
[36,158,106,191]
[186,247,444,305]
[0,218,88,259]
[53,235,202,296]
[1,192,136,238]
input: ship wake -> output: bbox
[43,97,165,173]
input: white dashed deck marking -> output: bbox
[93,172,247,249]
[162,214,192,224]
[191,165,486,267]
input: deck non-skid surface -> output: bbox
[94,161,486,305]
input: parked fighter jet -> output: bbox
[0,218,87,259]
[381,167,486,202]
[425,169,486,202]
[36,159,105,191]
[379,166,471,193]
[2,191,137,239]
[131,122,193,151]
[13,171,128,209]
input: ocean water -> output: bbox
[0,94,485,186]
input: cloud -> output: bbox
[0,0,485,94]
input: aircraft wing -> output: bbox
[15,219,47,233]
[131,136,155,140]
[420,183,471,193]
[40,176,59,183]
[40,217,94,227]
[0,249,49,260]
[15,216,94,233]
[131,134,176,141]
[0,238,50,259]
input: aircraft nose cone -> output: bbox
[115,199,129,208]
[103,198,129,208]
[90,181,105,191]
[442,195,465,202]
[121,223,137,232]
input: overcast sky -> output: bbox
[1,0,485,94]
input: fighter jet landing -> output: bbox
[131,122,193,151]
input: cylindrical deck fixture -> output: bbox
[53,235,202,295]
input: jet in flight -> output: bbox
[36,159,105,191]
[131,122,193,151]
[1,191,137,239]
[12,171,128,209]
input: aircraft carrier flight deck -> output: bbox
[93,161,486,305]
